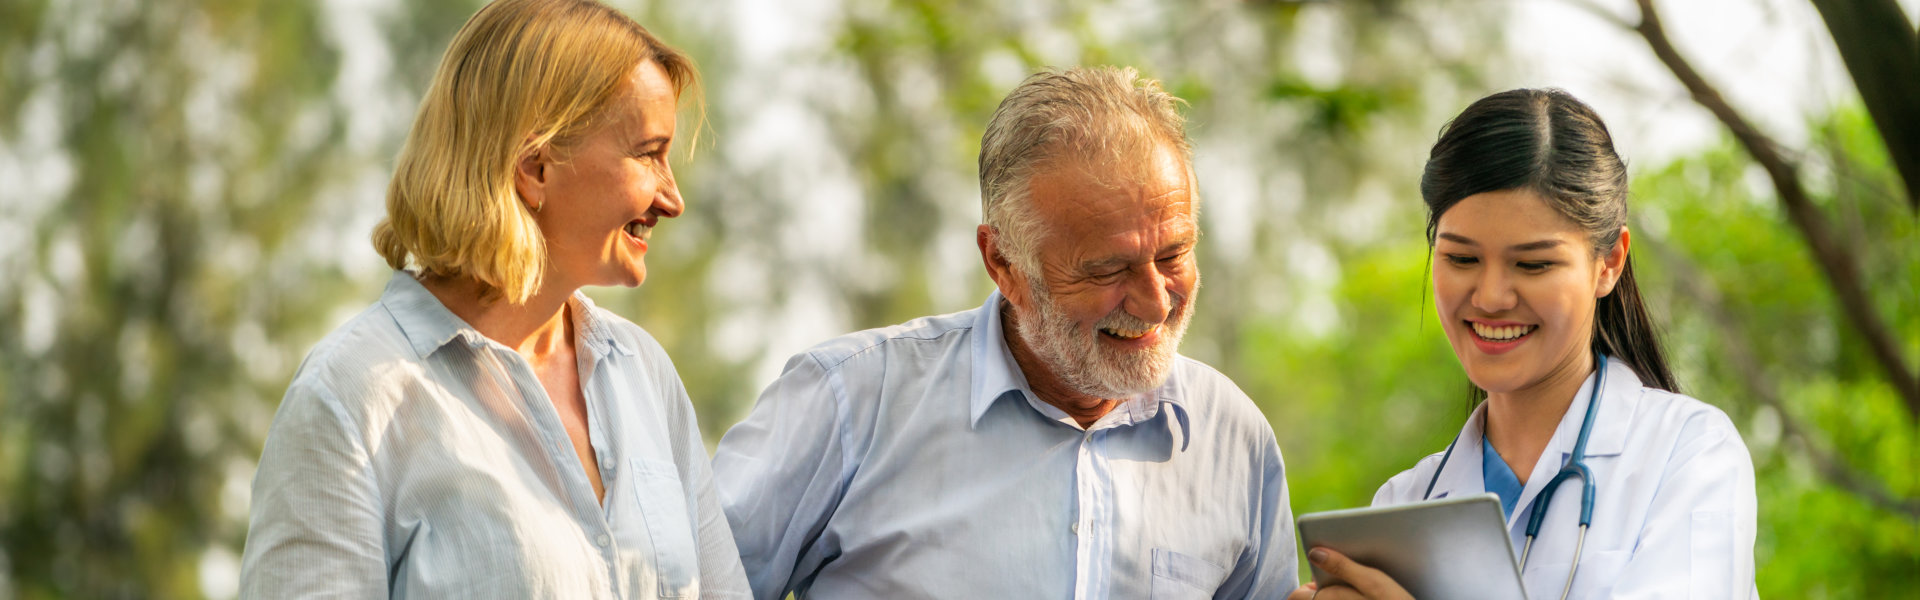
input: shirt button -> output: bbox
[1070,522,1080,534]
[596,533,611,547]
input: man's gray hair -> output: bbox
[978,66,1193,278]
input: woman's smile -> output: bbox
[1467,319,1537,355]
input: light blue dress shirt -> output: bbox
[239,271,749,599]
[713,291,1297,599]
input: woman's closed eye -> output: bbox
[1443,254,1479,267]
[1516,260,1554,272]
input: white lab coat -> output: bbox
[1373,357,1759,599]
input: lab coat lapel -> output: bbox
[1581,357,1643,459]
[1424,403,1490,501]
[1503,367,1600,532]
[1500,356,1641,532]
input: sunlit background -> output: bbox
[1,0,1914,597]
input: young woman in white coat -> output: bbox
[1289,89,1758,600]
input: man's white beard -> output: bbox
[1014,282,1194,399]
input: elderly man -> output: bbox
[713,66,1296,599]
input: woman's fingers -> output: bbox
[1284,583,1317,600]
[1308,547,1413,600]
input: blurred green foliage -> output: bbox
[1627,105,1918,594]
[0,0,1912,598]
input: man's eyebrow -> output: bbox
[1079,257,1129,273]
[1158,238,1196,255]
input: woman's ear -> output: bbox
[1596,226,1630,298]
[514,145,551,214]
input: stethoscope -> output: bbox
[1421,353,1608,600]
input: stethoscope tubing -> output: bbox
[1422,354,1609,600]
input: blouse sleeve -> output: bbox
[239,376,388,598]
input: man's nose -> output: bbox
[1124,266,1173,324]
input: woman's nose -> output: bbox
[1470,267,1517,313]
[653,163,684,218]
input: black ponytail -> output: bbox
[1594,259,1677,392]
[1423,88,1678,394]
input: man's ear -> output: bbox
[979,225,1029,310]
[1596,226,1630,298]
[514,145,551,214]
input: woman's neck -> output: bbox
[1483,350,1596,483]
[418,273,576,360]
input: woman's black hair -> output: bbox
[1422,88,1678,395]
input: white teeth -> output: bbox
[1471,322,1534,342]
[1102,325,1155,340]
[624,222,647,239]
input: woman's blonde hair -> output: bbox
[373,0,702,304]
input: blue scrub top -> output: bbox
[1482,436,1524,519]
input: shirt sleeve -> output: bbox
[710,352,851,600]
[1609,408,1759,599]
[1216,428,1300,598]
[238,376,387,598]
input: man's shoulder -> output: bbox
[796,305,980,372]
[1168,355,1273,433]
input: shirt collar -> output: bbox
[568,292,632,358]
[382,270,631,360]
[969,290,1035,428]
[965,290,1192,448]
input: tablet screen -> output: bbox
[1295,493,1526,600]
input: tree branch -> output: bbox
[1807,0,1920,209]
[1631,0,1919,417]
[1643,236,1920,521]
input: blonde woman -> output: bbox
[238,0,748,597]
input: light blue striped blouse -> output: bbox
[239,270,749,599]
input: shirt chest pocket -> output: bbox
[631,458,698,598]
[1149,548,1227,600]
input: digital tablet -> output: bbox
[1295,493,1526,600]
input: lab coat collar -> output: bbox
[1421,402,1491,502]
[1422,356,1645,527]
